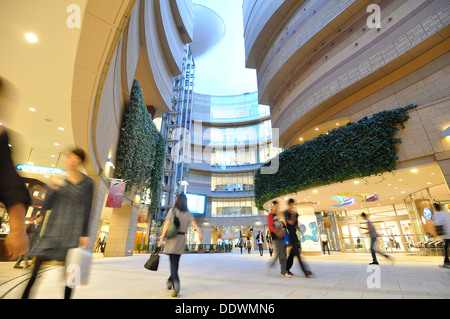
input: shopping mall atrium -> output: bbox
[0,0,449,260]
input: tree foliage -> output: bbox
[115,79,165,214]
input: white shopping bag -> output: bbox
[65,247,92,287]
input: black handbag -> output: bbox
[144,247,160,271]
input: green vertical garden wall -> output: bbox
[115,79,165,214]
[254,105,417,209]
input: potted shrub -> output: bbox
[209,244,215,253]
[134,243,141,254]
[225,243,232,252]
[197,244,205,253]
[141,244,148,254]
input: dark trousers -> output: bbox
[168,254,181,291]
[22,256,73,299]
[322,241,330,254]
[370,237,389,262]
[258,244,264,256]
[444,239,450,265]
[273,238,287,275]
[286,240,310,276]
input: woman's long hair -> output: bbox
[174,193,189,212]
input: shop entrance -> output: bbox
[339,219,409,253]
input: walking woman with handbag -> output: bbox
[158,194,202,297]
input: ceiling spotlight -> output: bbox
[28,107,36,112]
[58,127,65,131]
[411,169,418,173]
[299,137,303,141]
[441,126,450,137]
[25,33,38,43]
[54,142,60,146]
[315,128,319,131]
[354,181,360,184]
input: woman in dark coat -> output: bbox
[22,148,94,299]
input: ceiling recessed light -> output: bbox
[54,142,60,146]
[312,190,317,193]
[398,179,403,182]
[28,107,36,112]
[58,127,65,131]
[299,137,303,141]
[426,182,432,185]
[51,155,56,157]
[315,128,319,131]
[25,33,38,43]
[400,191,406,194]
[354,181,360,184]
[390,197,394,200]
[411,169,418,173]
[27,162,34,165]
[336,123,340,125]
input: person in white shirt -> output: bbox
[432,203,450,267]
[321,230,330,255]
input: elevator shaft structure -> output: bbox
[156,45,195,222]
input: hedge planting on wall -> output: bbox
[254,105,417,209]
[115,79,165,214]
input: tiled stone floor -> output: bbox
[1,250,449,299]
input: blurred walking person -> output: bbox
[267,201,290,277]
[247,237,252,254]
[158,194,202,297]
[14,214,43,268]
[238,235,244,254]
[321,230,330,255]
[22,148,94,299]
[432,203,450,268]
[0,77,31,260]
[284,199,312,277]
[256,230,264,256]
[266,230,273,257]
[361,213,391,265]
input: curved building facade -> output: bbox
[243,0,450,253]
[184,92,281,249]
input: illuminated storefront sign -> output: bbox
[423,207,432,220]
[16,164,64,175]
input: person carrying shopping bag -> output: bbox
[158,194,202,297]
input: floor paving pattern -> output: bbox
[1,251,449,300]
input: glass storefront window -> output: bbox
[349,225,364,250]
[211,197,258,217]
[394,203,408,215]
[210,143,281,166]
[212,172,248,191]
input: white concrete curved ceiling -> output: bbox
[190,4,225,60]
[0,0,86,183]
